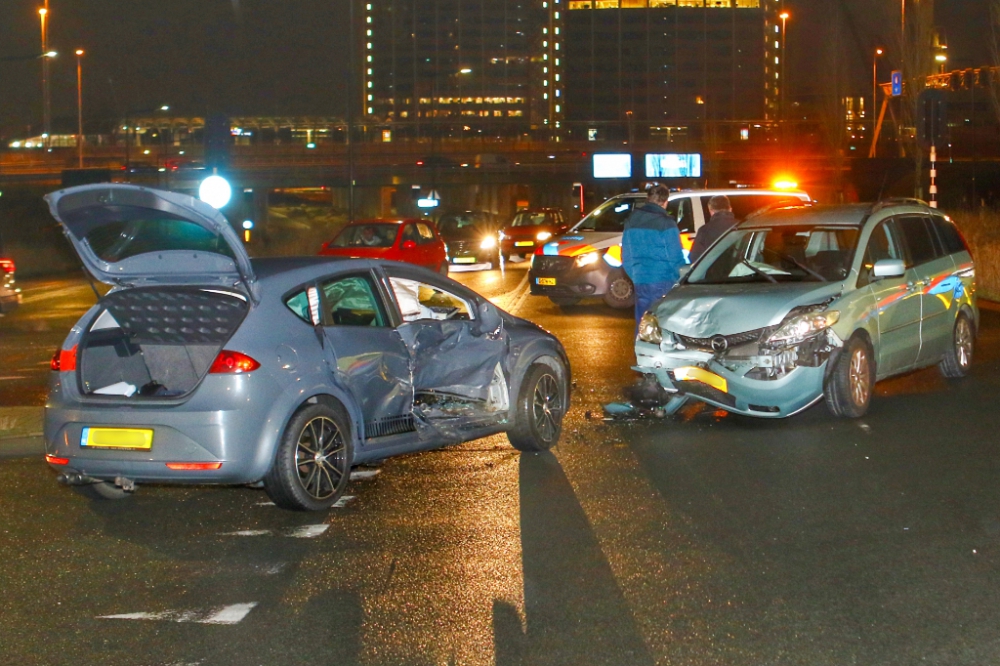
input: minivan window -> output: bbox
[858,221,904,288]
[897,216,938,266]
[931,215,969,255]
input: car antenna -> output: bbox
[82,267,101,301]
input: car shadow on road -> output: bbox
[492,451,654,666]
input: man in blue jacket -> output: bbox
[621,184,685,332]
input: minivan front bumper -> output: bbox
[634,340,830,418]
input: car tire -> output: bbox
[549,297,581,308]
[264,402,353,511]
[603,273,635,309]
[824,334,874,418]
[438,263,449,276]
[72,481,130,500]
[507,362,567,452]
[939,313,974,379]
[501,251,511,263]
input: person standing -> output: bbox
[689,195,736,263]
[621,184,685,332]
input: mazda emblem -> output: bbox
[710,335,729,353]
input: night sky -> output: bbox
[0,0,990,138]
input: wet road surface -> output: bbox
[3,263,1000,664]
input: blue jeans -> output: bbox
[634,281,674,335]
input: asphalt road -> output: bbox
[2,263,1000,665]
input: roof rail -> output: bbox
[869,197,930,215]
[744,199,814,221]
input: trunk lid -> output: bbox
[45,184,256,295]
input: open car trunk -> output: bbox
[78,287,249,399]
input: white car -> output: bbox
[528,188,811,308]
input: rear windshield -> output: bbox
[70,208,236,263]
[511,212,550,227]
[331,224,398,248]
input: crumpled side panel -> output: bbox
[397,321,507,402]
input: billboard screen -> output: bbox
[592,153,632,179]
[644,153,702,178]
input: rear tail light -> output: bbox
[50,346,77,372]
[0,259,14,274]
[166,462,223,471]
[209,350,260,374]
[45,454,70,465]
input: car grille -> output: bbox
[531,255,573,273]
[447,240,478,255]
[676,327,768,352]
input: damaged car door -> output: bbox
[383,269,509,442]
[314,272,415,440]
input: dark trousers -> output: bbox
[633,281,673,335]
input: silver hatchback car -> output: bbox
[43,185,571,510]
[635,200,977,418]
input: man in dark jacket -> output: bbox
[689,195,736,263]
[621,184,685,332]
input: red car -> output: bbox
[0,257,19,315]
[499,208,570,261]
[319,219,449,274]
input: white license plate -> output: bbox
[454,257,476,264]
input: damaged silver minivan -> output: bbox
[43,184,570,510]
[635,200,977,418]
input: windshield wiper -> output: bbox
[740,258,778,283]
[762,248,828,282]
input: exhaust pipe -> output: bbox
[57,473,136,492]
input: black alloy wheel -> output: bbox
[508,362,566,452]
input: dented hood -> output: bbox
[654,282,843,337]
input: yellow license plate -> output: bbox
[515,241,534,247]
[81,427,153,450]
[673,366,728,393]
[454,257,476,264]
[536,277,557,286]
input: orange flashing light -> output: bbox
[45,454,70,465]
[166,462,223,471]
[773,179,799,191]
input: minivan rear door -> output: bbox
[45,184,256,294]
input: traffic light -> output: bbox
[917,89,947,150]
[204,114,232,172]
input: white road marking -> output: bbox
[332,495,356,508]
[256,501,275,506]
[0,376,27,381]
[350,468,381,480]
[220,525,329,538]
[221,529,271,537]
[285,524,329,538]
[20,286,89,304]
[99,602,257,625]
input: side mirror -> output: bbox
[872,259,906,279]
[477,301,502,335]
[402,240,417,251]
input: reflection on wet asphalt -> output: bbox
[4,273,1000,664]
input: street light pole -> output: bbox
[38,7,51,143]
[779,11,789,122]
[346,0,355,223]
[872,47,883,124]
[76,49,85,168]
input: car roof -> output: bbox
[343,218,425,227]
[609,189,811,200]
[739,203,873,228]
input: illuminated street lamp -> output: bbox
[75,49,85,168]
[779,11,790,121]
[873,48,883,119]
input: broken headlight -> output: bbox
[575,251,600,267]
[638,312,662,344]
[766,310,840,347]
